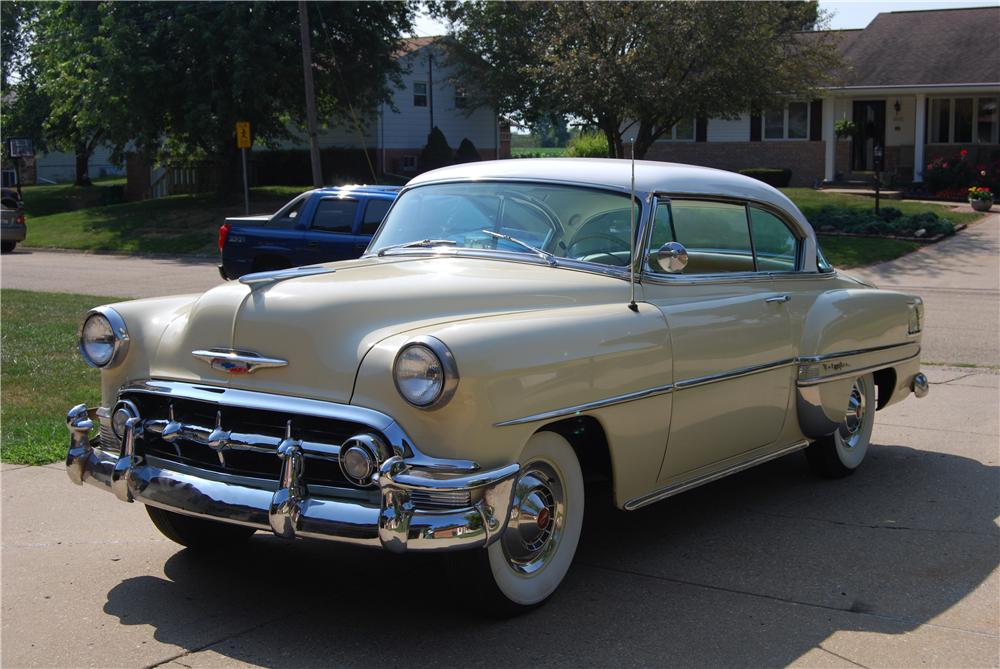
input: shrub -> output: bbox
[567,132,609,158]
[454,138,481,164]
[925,152,976,193]
[809,206,954,238]
[419,126,453,171]
[739,167,792,188]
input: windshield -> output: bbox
[369,182,640,268]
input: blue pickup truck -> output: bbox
[218,185,400,279]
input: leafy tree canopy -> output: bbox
[438,1,840,158]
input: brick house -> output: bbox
[644,6,1000,187]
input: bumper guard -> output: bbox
[66,404,519,553]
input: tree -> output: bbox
[5,2,415,191]
[440,1,841,158]
[527,114,569,148]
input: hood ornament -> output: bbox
[192,349,288,375]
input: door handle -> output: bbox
[765,294,791,304]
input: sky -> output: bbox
[412,1,1000,36]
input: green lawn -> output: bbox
[512,147,569,157]
[18,178,127,218]
[782,188,979,227]
[22,186,304,256]
[816,235,920,268]
[1,289,121,465]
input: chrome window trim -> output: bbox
[78,306,130,369]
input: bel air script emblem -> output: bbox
[192,349,288,375]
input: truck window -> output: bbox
[312,199,359,233]
[361,200,392,235]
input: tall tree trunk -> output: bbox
[74,143,93,186]
[599,118,625,159]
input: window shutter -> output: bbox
[696,115,708,142]
[749,112,761,142]
[810,99,823,141]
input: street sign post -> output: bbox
[236,122,251,215]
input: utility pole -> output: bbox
[299,0,323,187]
[427,52,434,133]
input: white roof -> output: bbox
[407,158,819,271]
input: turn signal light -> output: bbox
[218,222,231,252]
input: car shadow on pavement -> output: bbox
[102,442,999,667]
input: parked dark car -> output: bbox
[1,188,26,253]
[218,185,400,279]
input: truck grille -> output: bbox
[121,390,377,488]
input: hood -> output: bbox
[152,255,630,403]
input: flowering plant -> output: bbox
[968,186,993,202]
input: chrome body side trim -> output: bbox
[624,440,810,510]
[494,383,675,427]
[797,343,921,386]
[674,358,797,390]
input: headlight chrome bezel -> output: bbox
[392,335,459,410]
[78,306,130,369]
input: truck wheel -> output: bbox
[806,373,876,478]
[146,505,256,550]
[448,431,585,616]
[1,241,15,253]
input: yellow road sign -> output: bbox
[236,122,251,149]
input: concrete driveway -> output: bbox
[1,214,998,668]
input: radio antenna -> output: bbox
[627,139,639,312]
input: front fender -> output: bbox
[350,302,673,505]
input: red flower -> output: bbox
[943,162,949,168]
[960,149,968,157]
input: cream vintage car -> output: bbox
[66,159,929,612]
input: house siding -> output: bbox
[707,115,750,142]
[645,141,827,187]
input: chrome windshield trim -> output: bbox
[675,358,798,390]
[624,440,810,510]
[494,383,674,427]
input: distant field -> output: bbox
[512,147,569,157]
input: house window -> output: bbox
[1,169,16,188]
[929,96,999,144]
[664,117,695,141]
[763,102,810,140]
[413,82,427,107]
[401,155,417,171]
[454,86,467,109]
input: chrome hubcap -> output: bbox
[838,380,868,448]
[502,462,564,575]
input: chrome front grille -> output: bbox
[409,489,473,510]
[120,391,375,488]
[99,422,119,454]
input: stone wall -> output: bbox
[643,141,826,187]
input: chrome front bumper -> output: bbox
[66,405,519,553]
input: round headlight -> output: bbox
[392,337,459,409]
[79,307,129,368]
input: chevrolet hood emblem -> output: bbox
[192,349,288,375]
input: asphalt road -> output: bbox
[1,213,998,668]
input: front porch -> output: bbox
[822,88,1000,187]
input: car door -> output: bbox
[301,197,362,264]
[642,197,799,482]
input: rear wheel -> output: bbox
[448,431,584,616]
[146,505,256,550]
[806,373,876,478]
[1,241,16,253]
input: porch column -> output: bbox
[913,93,926,183]
[822,96,835,182]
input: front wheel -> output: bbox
[146,505,257,550]
[806,373,876,478]
[448,431,585,615]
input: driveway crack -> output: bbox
[144,611,292,669]
[743,508,999,538]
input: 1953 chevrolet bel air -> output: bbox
[66,159,928,612]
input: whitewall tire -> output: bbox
[806,373,876,478]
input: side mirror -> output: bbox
[654,241,688,274]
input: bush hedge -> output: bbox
[567,132,609,158]
[739,167,792,188]
[809,205,954,238]
[454,138,481,164]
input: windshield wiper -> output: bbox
[377,239,458,256]
[479,229,557,266]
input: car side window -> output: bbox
[647,200,754,274]
[749,207,799,271]
[312,199,359,233]
[360,199,392,236]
